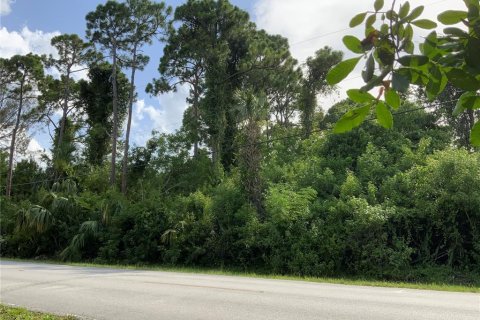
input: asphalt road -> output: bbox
[0,260,479,320]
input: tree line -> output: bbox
[1,0,479,285]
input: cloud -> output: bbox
[0,0,13,16]
[27,137,44,153]
[129,85,189,145]
[254,0,458,61]
[254,0,460,107]
[20,137,48,164]
[0,26,60,58]
[71,67,89,81]
[254,0,366,62]
[0,26,90,82]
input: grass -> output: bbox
[3,258,479,293]
[0,305,76,320]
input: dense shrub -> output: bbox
[1,113,479,285]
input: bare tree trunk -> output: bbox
[5,78,24,197]
[110,45,118,186]
[121,48,137,194]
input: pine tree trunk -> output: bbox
[5,77,24,197]
[57,69,71,156]
[241,119,264,219]
[110,45,118,186]
[193,84,199,158]
[121,49,137,194]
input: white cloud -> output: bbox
[22,137,48,164]
[129,85,189,145]
[254,0,459,108]
[0,0,13,16]
[27,137,44,153]
[254,0,366,62]
[0,26,60,58]
[71,66,89,81]
[0,27,90,82]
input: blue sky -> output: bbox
[1,0,255,102]
[0,0,457,159]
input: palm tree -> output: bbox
[234,90,268,219]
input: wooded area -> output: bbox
[1,0,479,285]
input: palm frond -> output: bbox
[26,205,53,233]
[79,220,99,236]
[15,208,28,232]
[51,196,70,213]
[52,179,77,194]
[100,201,110,225]
[161,228,177,246]
[60,233,84,261]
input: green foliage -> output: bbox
[10,159,45,199]
[385,89,400,110]
[328,0,480,146]
[385,149,480,267]
[2,53,45,197]
[0,304,77,320]
[79,62,130,165]
[301,46,343,137]
[85,1,133,51]
[471,121,480,146]
[334,105,370,133]
[437,10,468,25]
[376,101,393,129]
[2,0,480,287]
[326,57,361,85]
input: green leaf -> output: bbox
[385,89,401,109]
[465,37,480,70]
[453,92,480,116]
[403,24,414,40]
[374,0,384,12]
[350,12,367,27]
[412,19,437,29]
[326,57,361,85]
[399,67,429,86]
[403,40,415,54]
[397,54,429,67]
[426,66,447,100]
[438,10,468,25]
[366,14,377,27]
[334,105,371,133]
[362,53,375,82]
[446,69,480,91]
[376,101,393,129]
[399,2,410,19]
[467,3,479,20]
[407,6,424,21]
[392,71,410,92]
[347,89,375,103]
[471,121,480,146]
[422,31,438,58]
[386,9,398,20]
[380,23,389,34]
[342,35,364,54]
[443,27,469,37]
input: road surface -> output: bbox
[1,260,479,320]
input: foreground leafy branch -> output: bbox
[327,0,480,145]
